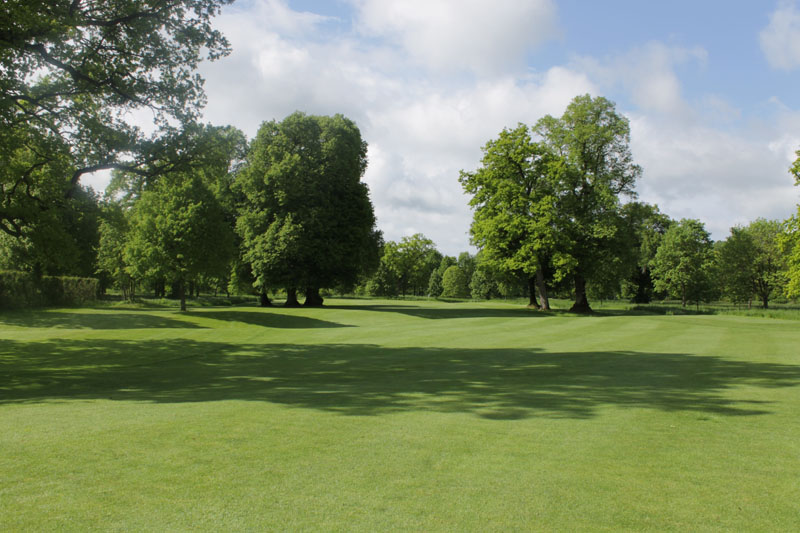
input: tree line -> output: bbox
[2,2,800,312]
[358,95,800,311]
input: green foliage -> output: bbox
[125,174,234,310]
[1,0,232,239]
[535,94,641,312]
[427,255,456,297]
[96,202,134,298]
[779,214,800,299]
[460,124,557,293]
[652,219,716,307]
[469,267,498,299]
[441,265,469,298]
[0,271,97,308]
[236,112,379,301]
[717,219,785,307]
[377,234,441,297]
[620,202,672,303]
[0,185,102,277]
[462,96,641,312]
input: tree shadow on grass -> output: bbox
[0,311,206,330]
[327,304,552,320]
[187,310,352,329]
[2,338,799,419]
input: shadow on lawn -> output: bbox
[0,311,206,330]
[2,338,799,419]
[327,303,553,320]
[187,310,352,329]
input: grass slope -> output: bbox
[1,299,799,530]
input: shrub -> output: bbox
[0,271,98,308]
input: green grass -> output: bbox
[2,299,799,531]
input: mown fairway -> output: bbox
[2,299,799,531]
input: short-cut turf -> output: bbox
[2,299,799,530]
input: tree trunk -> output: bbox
[536,268,550,311]
[569,274,592,313]
[527,276,540,309]
[304,287,324,307]
[681,284,687,307]
[284,287,301,307]
[762,294,769,309]
[179,280,186,312]
[259,290,272,307]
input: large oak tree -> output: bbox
[236,112,380,306]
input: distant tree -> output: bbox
[125,174,234,311]
[718,219,784,308]
[441,266,470,298]
[469,267,498,300]
[236,112,380,306]
[717,227,757,306]
[620,202,672,303]
[378,234,440,297]
[780,215,800,300]
[651,219,716,307]
[96,202,135,299]
[1,0,232,240]
[427,255,456,297]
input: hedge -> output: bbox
[0,271,98,308]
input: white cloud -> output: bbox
[760,0,800,70]
[630,115,798,238]
[573,42,707,116]
[350,0,560,75]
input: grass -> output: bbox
[1,298,799,530]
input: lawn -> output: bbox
[1,298,799,531]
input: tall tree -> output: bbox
[536,95,641,312]
[460,124,558,310]
[1,0,231,239]
[651,219,716,307]
[236,112,380,306]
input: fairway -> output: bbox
[2,299,799,530]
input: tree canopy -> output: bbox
[236,112,380,306]
[651,219,716,307]
[0,0,232,238]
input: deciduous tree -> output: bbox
[536,95,641,312]
[651,219,715,307]
[236,112,380,306]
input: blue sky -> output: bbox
[91,0,800,255]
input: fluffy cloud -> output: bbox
[760,0,800,70]
[350,0,560,75]
[572,42,707,116]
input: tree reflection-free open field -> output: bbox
[2,299,799,530]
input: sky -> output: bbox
[88,0,800,255]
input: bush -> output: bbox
[0,271,98,308]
